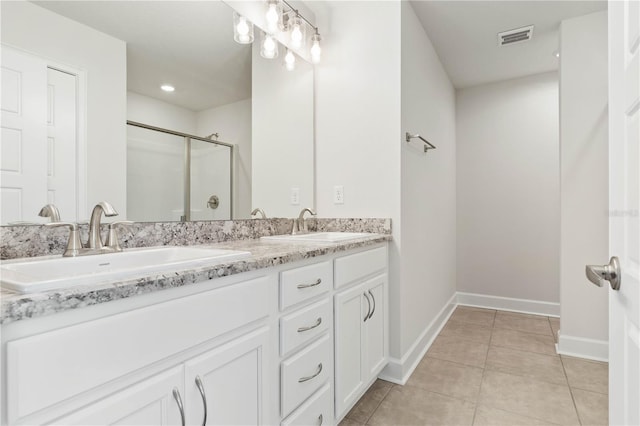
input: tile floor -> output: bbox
[340,306,608,426]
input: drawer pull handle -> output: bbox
[368,290,376,320]
[297,278,322,289]
[298,317,322,333]
[318,414,324,425]
[363,292,372,322]
[298,363,323,383]
[172,387,186,426]
[195,375,208,426]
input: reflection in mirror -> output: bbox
[0,0,314,225]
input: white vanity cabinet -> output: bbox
[1,240,389,426]
[2,274,275,426]
[56,366,186,425]
[333,247,389,420]
[184,327,270,426]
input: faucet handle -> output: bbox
[45,222,83,257]
[106,221,134,251]
[38,204,61,222]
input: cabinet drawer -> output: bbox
[280,298,331,356]
[6,276,271,423]
[281,333,331,418]
[280,261,332,311]
[281,383,332,426]
[334,246,387,289]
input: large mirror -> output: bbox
[0,0,314,225]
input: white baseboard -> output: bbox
[378,293,457,385]
[557,332,608,362]
[456,292,560,317]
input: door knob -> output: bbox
[586,256,621,290]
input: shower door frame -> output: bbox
[127,120,235,221]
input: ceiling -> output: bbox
[410,1,607,88]
[33,1,252,112]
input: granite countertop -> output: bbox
[0,234,391,325]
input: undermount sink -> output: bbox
[261,232,375,243]
[0,247,251,294]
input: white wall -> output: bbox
[314,1,401,369]
[315,2,457,381]
[1,1,126,219]
[127,91,196,135]
[252,43,314,218]
[197,99,252,219]
[456,73,560,306]
[558,11,609,360]
[399,1,457,363]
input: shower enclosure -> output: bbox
[126,121,233,222]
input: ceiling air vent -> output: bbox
[498,25,534,46]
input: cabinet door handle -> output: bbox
[298,317,322,332]
[172,387,186,426]
[367,290,376,320]
[297,278,322,289]
[195,375,208,426]
[318,414,324,425]
[298,363,323,383]
[363,292,372,322]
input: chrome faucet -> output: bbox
[251,208,267,219]
[38,204,61,222]
[87,202,119,249]
[292,208,316,235]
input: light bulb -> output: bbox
[285,49,295,71]
[310,33,321,64]
[261,33,278,59]
[266,1,280,33]
[290,19,303,49]
[233,13,254,44]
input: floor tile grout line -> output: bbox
[363,384,393,425]
[559,349,584,425]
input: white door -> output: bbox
[334,282,366,418]
[56,366,185,425]
[364,274,387,378]
[608,1,640,425]
[0,46,47,224]
[47,67,77,221]
[184,327,269,426]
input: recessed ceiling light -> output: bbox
[160,85,175,92]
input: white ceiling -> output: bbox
[410,0,607,88]
[33,1,252,112]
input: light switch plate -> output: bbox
[333,185,344,204]
[290,188,300,205]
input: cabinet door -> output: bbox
[184,327,269,425]
[364,274,387,378]
[56,366,184,425]
[334,282,367,418]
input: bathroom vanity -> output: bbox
[0,229,390,426]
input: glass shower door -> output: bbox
[127,125,185,221]
[190,139,232,221]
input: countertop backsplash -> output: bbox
[0,218,392,260]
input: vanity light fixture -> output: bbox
[554,50,560,58]
[284,49,296,71]
[233,12,254,44]
[261,32,279,59]
[310,30,321,64]
[160,84,175,92]
[289,14,305,49]
[232,0,322,64]
[265,0,282,34]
